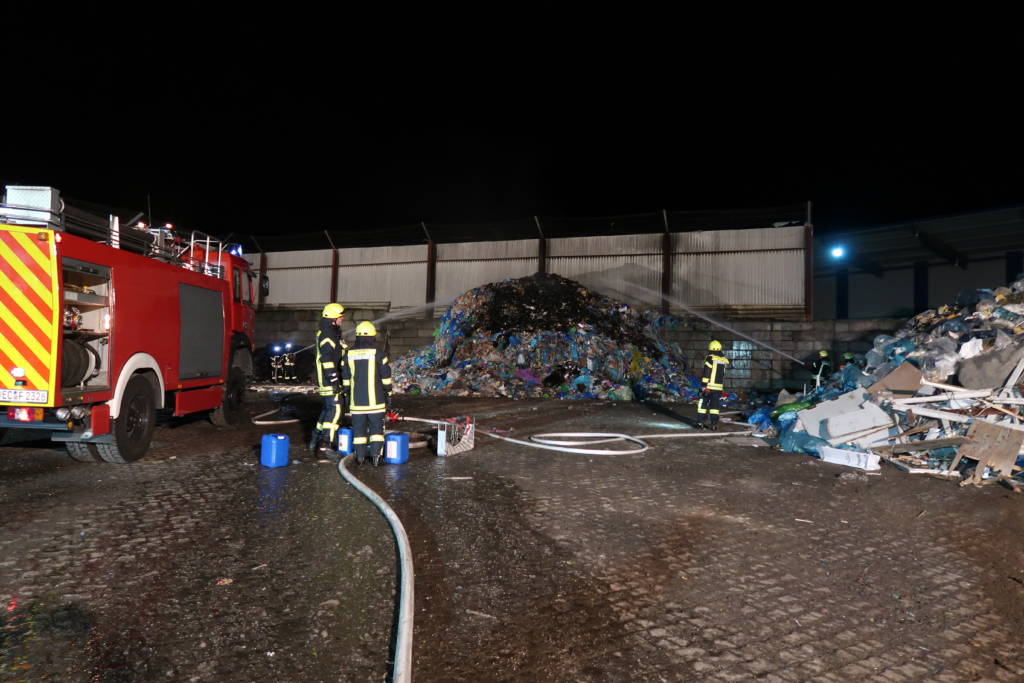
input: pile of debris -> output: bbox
[748,279,1024,488]
[393,273,703,401]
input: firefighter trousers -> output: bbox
[697,387,723,424]
[316,395,343,449]
[351,411,385,462]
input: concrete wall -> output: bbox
[256,306,437,359]
[257,306,904,393]
[658,317,904,391]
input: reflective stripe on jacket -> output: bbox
[342,342,392,413]
[315,322,345,396]
[700,352,730,391]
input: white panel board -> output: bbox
[549,254,662,308]
[549,233,661,257]
[675,226,804,252]
[674,251,804,307]
[439,239,538,260]
[436,258,538,306]
[337,262,427,308]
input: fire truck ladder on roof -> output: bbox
[0,186,226,279]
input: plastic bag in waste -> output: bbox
[873,334,896,352]
[926,337,958,355]
[864,348,884,369]
[771,401,812,419]
[747,407,773,431]
[778,430,830,456]
[920,352,959,382]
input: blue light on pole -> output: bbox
[830,245,845,259]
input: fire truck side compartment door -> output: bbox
[179,284,224,380]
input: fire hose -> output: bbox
[250,402,750,683]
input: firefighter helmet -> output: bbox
[708,340,722,352]
[842,352,854,360]
[355,321,377,336]
[322,302,345,318]
[819,349,829,357]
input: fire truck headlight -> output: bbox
[70,405,89,419]
[285,343,292,349]
[56,407,71,420]
[273,345,281,353]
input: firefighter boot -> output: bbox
[371,444,383,467]
[307,428,323,453]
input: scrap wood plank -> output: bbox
[1001,357,1024,397]
[881,437,971,455]
[951,420,1024,485]
[893,390,993,405]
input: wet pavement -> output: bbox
[3,394,1024,681]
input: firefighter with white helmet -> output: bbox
[309,302,347,455]
[342,320,393,466]
[811,349,832,388]
[697,339,730,430]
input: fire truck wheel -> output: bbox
[97,374,156,463]
[65,442,99,462]
[210,366,246,427]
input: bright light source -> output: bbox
[273,345,282,353]
[830,246,845,259]
[285,343,292,349]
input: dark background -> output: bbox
[3,17,1020,245]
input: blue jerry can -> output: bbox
[338,428,353,455]
[261,434,290,467]
[384,432,409,464]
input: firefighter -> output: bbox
[697,340,730,430]
[282,352,297,382]
[811,349,832,388]
[342,321,392,466]
[310,303,347,455]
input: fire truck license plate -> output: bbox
[0,389,48,403]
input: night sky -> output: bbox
[3,30,1020,243]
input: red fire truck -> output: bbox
[0,186,265,463]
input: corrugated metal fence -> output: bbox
[255,225,810,319]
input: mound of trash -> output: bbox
[746,278,1024,487]
[393,273,704,401]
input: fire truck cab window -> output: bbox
[232,268,241,302]
[246,272,255,305]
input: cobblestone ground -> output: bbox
[2,395,1023,681]
[390,398,1024,682]
[0,400,395,682]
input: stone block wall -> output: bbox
[659,317,905,391]
[255,306,436,357]
[256,306,906,392]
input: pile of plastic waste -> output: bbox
[746,279,1024,487]
[393,273,705,401]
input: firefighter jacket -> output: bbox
[700,352,730,391]
[342,337,392,414]
[315,318,346,397]
[811,357,832,381]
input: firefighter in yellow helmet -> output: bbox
[310,303,347,455]
[811,349,832,388]
[342,321,393,466]
[697,339,730,430]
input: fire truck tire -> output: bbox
[210,366,246,427]
[97,374,156,463]
[65,442,99,462]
